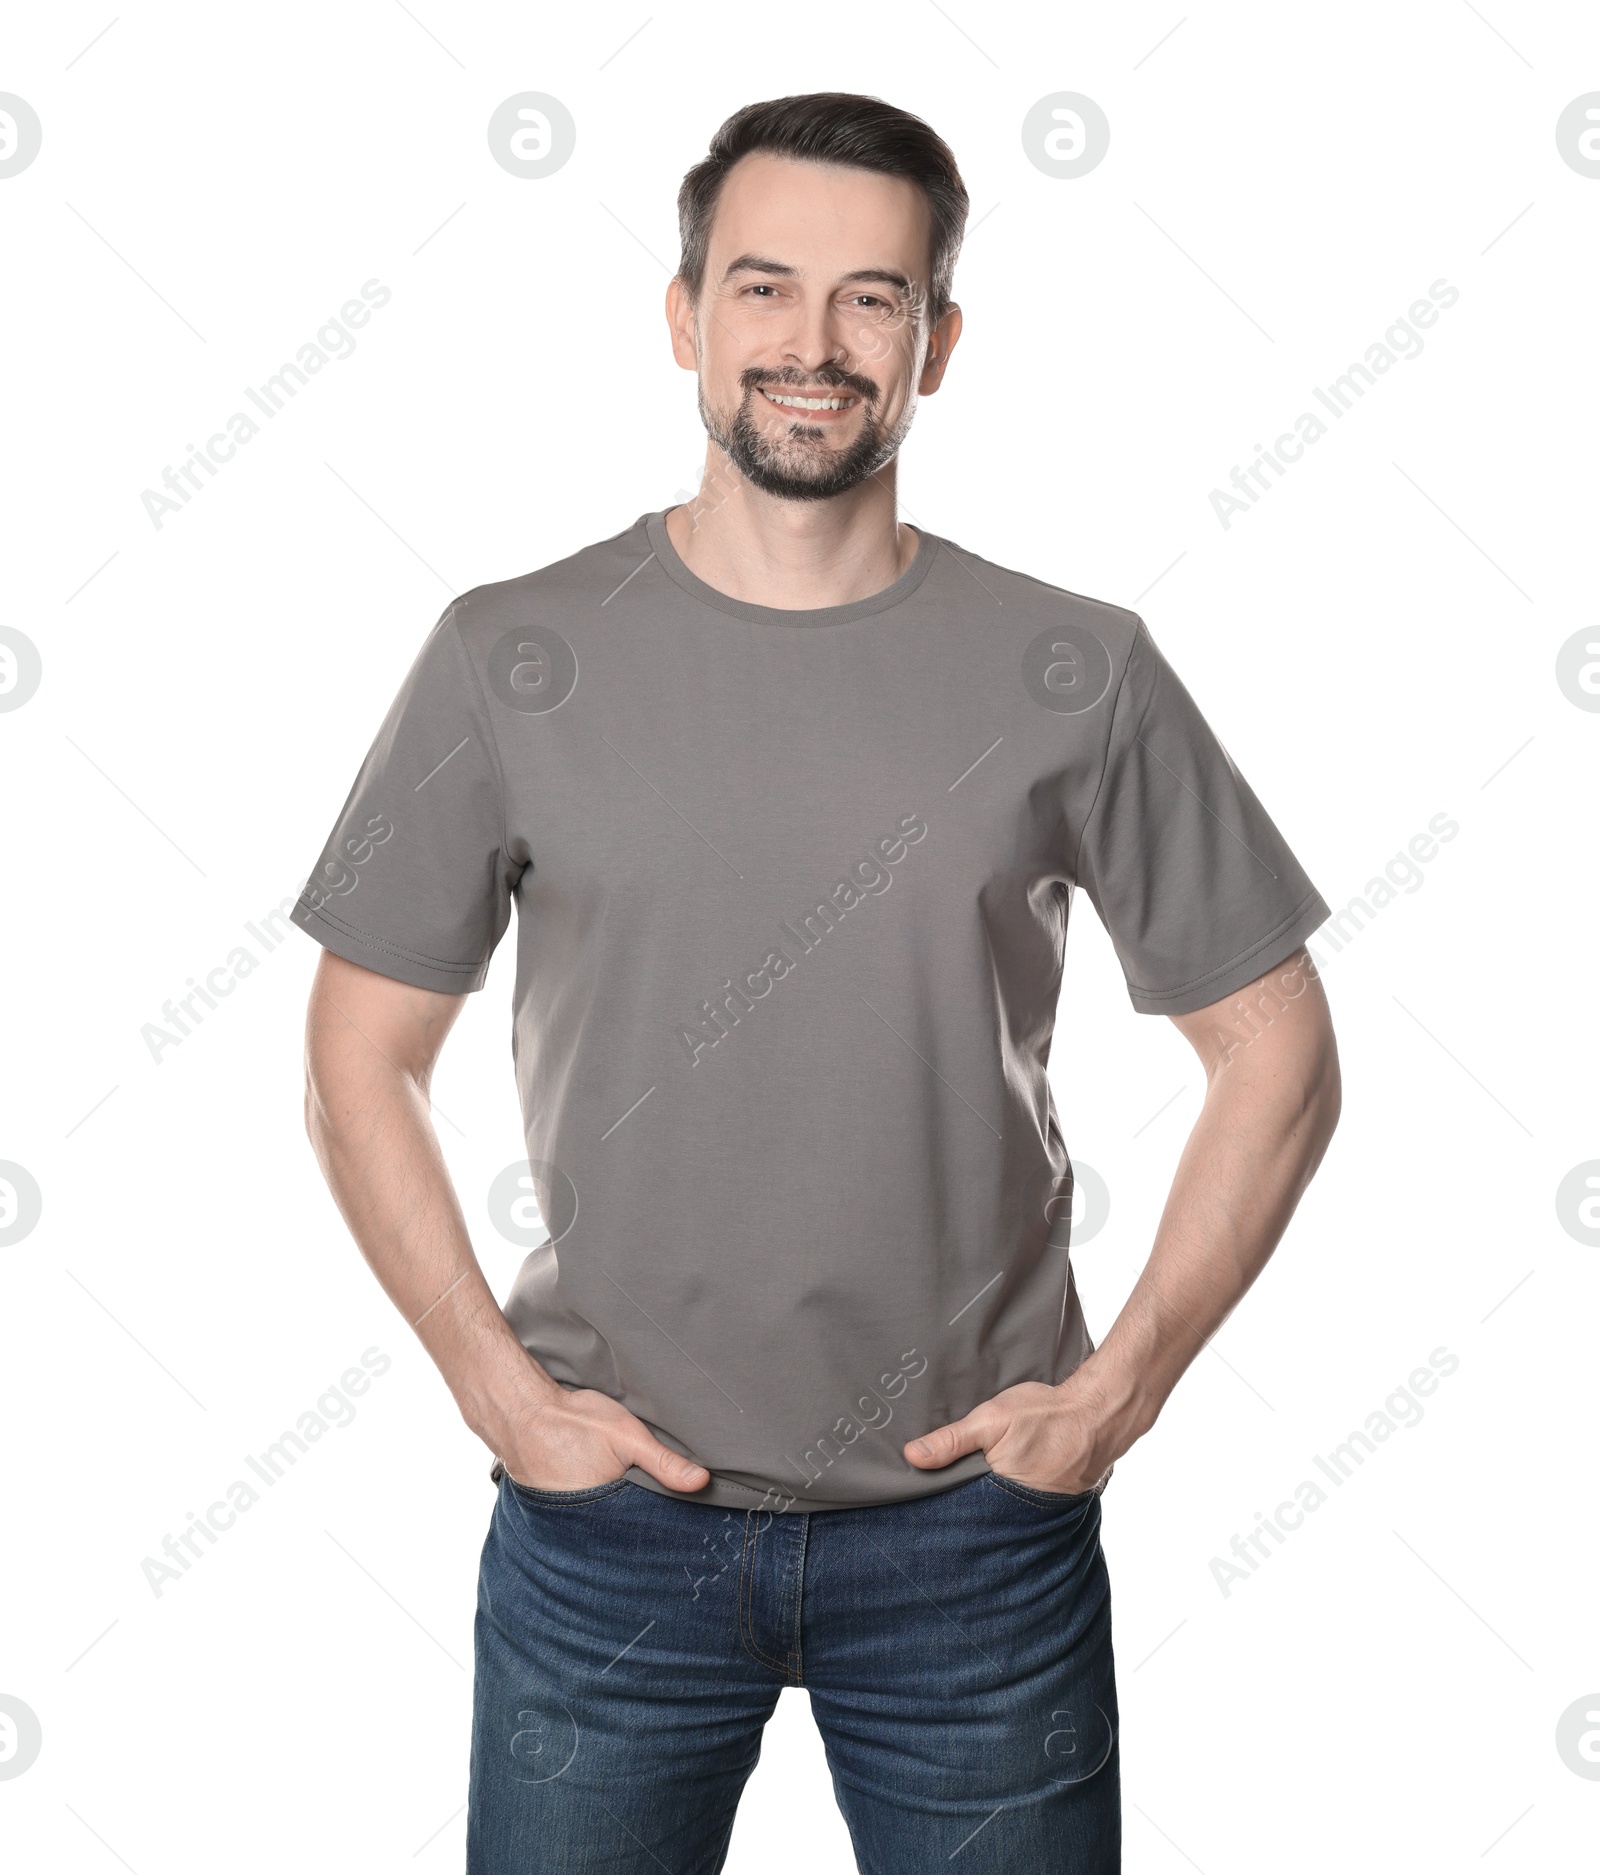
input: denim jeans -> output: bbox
[467,1468,1119,1872]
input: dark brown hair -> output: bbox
[675,93,969,325]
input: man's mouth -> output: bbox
[759,387,858,412]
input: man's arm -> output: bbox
[904,946,1341,1491]
[301,950,711,1493]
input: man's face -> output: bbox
[668,152,959,502]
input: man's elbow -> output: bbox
[1303,1020,1342,1157]
[1319,1045,1342,1146]
[301,986,346,1157]
[302,1035,334,1163]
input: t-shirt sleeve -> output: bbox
[289,600,518,993]
[1073,618,1330,1016]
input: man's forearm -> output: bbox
[303,1012,558,1447]
[1082,1007,1342,1436]
[300,959,713,1495]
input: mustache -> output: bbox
[742,366,879,403]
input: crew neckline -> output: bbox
[643,507,941,627]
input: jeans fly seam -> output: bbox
[785,1514,810,1687]
[737,1509,793,1677]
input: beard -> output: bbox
[698,366,915,502]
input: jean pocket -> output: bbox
[985,1470,1101,1509]
[499,1468,631,1506]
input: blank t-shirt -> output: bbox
[290,509,1330,1512]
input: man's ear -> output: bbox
[666,275,699,372]
[920,303,963,394]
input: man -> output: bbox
[294,92,1339,1874]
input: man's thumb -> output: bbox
[904,1417,981,1469]
[639,1439,711,1493]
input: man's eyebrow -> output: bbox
[839,267,913,293]
[721,253,797,281]
[720,253,913,293]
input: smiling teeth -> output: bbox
[763,391,852,410]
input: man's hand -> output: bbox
[904,947,1340,1499]
[903,1364,1147,1495]
[302,952,716,1497]
[492,1378,711,1495]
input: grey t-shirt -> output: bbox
[290,508,1329,1513]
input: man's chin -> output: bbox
[742,468,866,502]
[731,444,886,503]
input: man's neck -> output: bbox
[664,466,919,611]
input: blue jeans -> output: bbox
[467,1469,1119,1872]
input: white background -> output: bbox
[2,3,1596,1869]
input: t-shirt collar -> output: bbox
[642,507,940,627]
